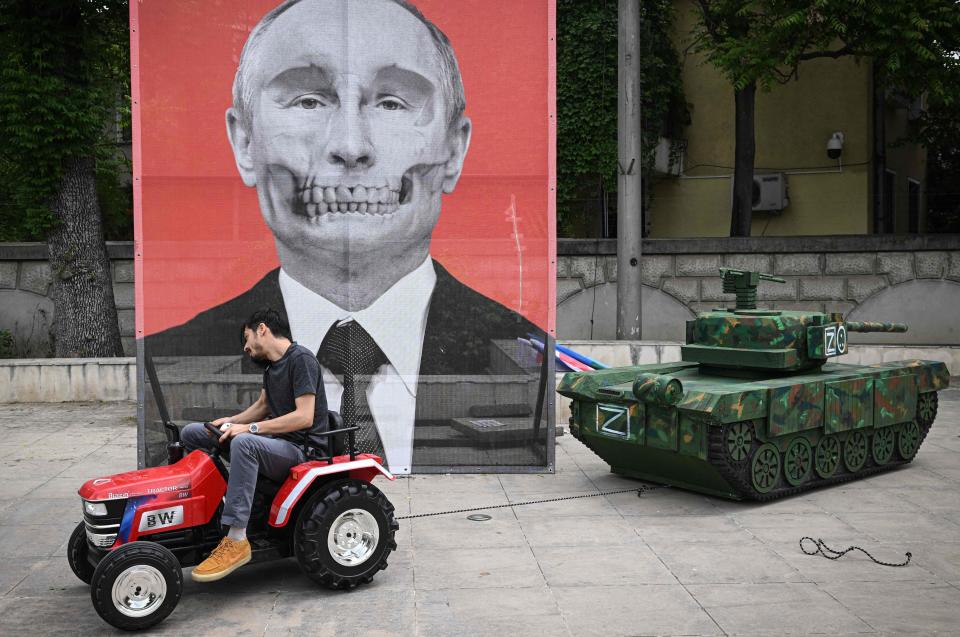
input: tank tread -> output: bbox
[707,417,933,501]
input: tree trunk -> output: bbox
[872,65,887,233]
[730,81,757,237]
[47,155,124,357]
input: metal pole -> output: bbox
[617,0,642,339]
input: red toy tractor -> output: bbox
[69,416,399,631]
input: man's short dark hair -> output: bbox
[241,308,292,343]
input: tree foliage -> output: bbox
[914,78,960,233]
[0,0,130,242]
[557,0,689,235]
[691,0,960,95]
[689,0,960,235]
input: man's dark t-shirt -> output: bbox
[263,343,329,453]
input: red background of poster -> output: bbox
[131,0,556,338]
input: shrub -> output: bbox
[0,330,14,358]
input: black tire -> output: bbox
[90,542,183,631]
[294,479,398,590]
[68,521,95,585]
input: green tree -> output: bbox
[0,0,129,356]
[557,0,688,236]
[914,84,960,233]
[689,0,960,236]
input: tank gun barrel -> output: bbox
[845,321,908,333]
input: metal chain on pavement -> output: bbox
[799,536,912,567]
[396,484,662,520]
[397,490,913,570]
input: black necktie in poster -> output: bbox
[318,321,387,458]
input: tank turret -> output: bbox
[681,268,907,374]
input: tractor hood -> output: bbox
[78,450,218,501]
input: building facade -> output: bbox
[649,1,926,238]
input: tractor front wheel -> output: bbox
[90,542,182,631]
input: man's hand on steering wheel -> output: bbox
[218,423,251,444]
[210,416,233,428]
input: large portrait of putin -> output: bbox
[139,0,555,474]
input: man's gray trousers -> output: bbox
[181,422,305,528]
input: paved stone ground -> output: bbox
[1,392,959,636]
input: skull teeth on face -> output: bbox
[295,177,409,219]
[290,159,445,223]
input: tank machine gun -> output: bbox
[558,269,948,500]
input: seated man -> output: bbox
[180,308,329,582]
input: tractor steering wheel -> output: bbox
[203,422,226,445]
[202,422,230,462]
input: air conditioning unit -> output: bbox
[750,172,789,212]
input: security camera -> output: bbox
[827,131,844,159]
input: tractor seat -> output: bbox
[301,411,350,461]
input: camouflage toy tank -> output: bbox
[557,268,950,500]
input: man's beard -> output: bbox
[248,353,270,369]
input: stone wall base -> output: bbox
[0,358,136,403]
[1,345,955,412]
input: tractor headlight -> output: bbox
[83,500,108,516]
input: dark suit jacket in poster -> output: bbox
[145,261,549,466]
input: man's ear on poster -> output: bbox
[442,115,471,194]
[225,107,258,188]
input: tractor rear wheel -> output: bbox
[294,479,398,589]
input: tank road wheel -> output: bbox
[897,421,922,460]
[871,427,896,466]
[783,437,813,486]
[815,436,841,479]
[843,431,869,472]
[723,421,754,467]
[294,480,398,590]
[750,443,781,494]
[917,392,938,428]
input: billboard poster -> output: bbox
[132,0,556,473]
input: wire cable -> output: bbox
[800,536,912,567]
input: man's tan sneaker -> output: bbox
[191,537,251,582]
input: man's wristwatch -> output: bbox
[249,422,260,434]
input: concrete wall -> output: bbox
[0,243,134,356]
[0,358,136,403]
[3,236,958,356]
[558,235,960,344]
